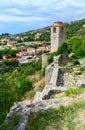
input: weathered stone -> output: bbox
[51,21,66,52]
[42,53,49,67]
[76,79,85,87]
[45,63,54,86]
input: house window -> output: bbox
[53,27,56,33]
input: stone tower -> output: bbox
[51,21,66,52]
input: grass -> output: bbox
[26,101,85,130]
[27,90,36,99]
[65,86,85,96]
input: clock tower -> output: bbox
[51,21,66,52]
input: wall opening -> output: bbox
[53,27,56,33]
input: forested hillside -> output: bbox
[14,18,85,41]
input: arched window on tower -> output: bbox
[53,27,56,33]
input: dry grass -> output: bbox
[74,110,85,130]
[22,71,45,100]
[28,71,45,91]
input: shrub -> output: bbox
[57,42,68,54]
[16,77,33,97]
[74,46,85,58]
[48,42,68,63]
[72,60,80,65]
[47,52,55,63]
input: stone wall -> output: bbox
[45,63,54,86]
[42,53,49,68]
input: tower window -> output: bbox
[53,27,56,33]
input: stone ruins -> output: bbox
[6,21,85,130]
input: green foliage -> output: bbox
[65,19,85,38]
[38,85,45,92]
[15,43,26,46]
[47,52,55,63]
[28,43,39,49]
[0,70,33,124]
[0,59,19,74]
[57,42,68,54]
[14,19,85,43]
[72,60,80,65]
[67,36,85,58]
[40,66,47,77]
[74,46,85,58]
[27,101,85,130]
[13,114,21,125]
[0,57,42,125]
[0,48,19,58]
[64,87,82,96]
[0,120,14,130]
[16,76,33,98]
[67,36,83,52]
[48,42,68,63]
[72,37,83,53]
[28,90,36,99]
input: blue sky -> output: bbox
[0,0,85,34]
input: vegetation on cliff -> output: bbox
[0,58,42,125]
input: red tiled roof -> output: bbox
[51,21,65,27]
[27,47,35,51]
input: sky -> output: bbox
[0,0,85,34]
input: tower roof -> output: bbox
[52,21,65,27]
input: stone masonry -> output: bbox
[51,21,66,52]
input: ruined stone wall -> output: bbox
[42,53,49,68]
[45,63,54,85]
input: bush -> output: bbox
[16,77,33,97]
[47,52,55,63]
[74,46,85,58]
[48,42,68,63]
[0,60,19,74]
[72,60,80,65]
[57,42,68,54]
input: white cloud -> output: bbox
[0,0,84,23]
[0,14,47,23]
[0,0,85,33]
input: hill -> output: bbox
[14,18,85,42]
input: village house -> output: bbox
[0,37,9,43]
[36,46,46,53]
[7,41,15,46]
[11,46,17,50]
[46,46,51,52]
[35,33,41,40]
[35,41,44,46]
[18,46,26,51]
[16,51,28,58]
[27,47,35,55]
